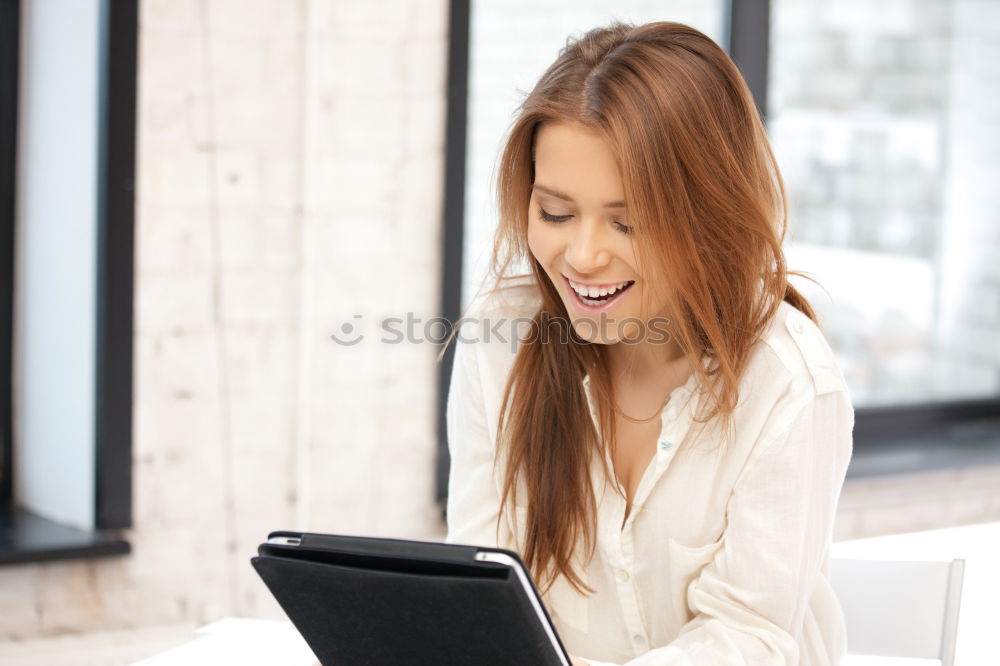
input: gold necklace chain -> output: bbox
[612,392,671,424]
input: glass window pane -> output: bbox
[769,0,1000,406]
[463,2,726,310]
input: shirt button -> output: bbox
[658,439,673,450]
[616,568,630,583]
[793,321,804,333]
[632,634,645,646]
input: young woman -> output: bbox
[443,20,854,666]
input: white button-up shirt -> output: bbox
[444,279,854,665]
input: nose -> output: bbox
[564,218,612,275]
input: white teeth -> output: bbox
[568,278,632,299]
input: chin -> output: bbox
[570,321,622,346]
[577,332,610,345]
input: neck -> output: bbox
[606,338,695,387]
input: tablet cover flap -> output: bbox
[251,552,566,666]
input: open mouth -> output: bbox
[563,276,636,311]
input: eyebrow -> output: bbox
[532,184,626,209]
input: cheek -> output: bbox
[526,220,553,263]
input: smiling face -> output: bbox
[527,120,668,345]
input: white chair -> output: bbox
[830,557,965,665]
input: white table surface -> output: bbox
[130,617,318,666]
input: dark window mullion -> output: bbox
[94,0,138,529]
[0,0,21,509]
[722,0,771,125]
[435,0,471,520]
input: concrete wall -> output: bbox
[1,0,448,640]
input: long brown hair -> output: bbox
[441,20,822,598]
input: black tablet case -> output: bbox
[250,530,571,666]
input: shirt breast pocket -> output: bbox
[666,535,723,625]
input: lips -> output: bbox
[562,275,635,313]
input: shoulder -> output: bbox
[463,273,542,321]
[738,299,851,416]
[731,300,856,484]
[712,300,856,477]
[762,300,848,396]
[456,274,543,351]
[451,274,543,378]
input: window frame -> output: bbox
[0,0,136,565]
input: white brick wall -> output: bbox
[0,0,448,641]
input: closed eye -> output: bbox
[537,206,631,235]
[538,207,570,223]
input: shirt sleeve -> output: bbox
[578,387,855,666]
[442,330,514,550]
